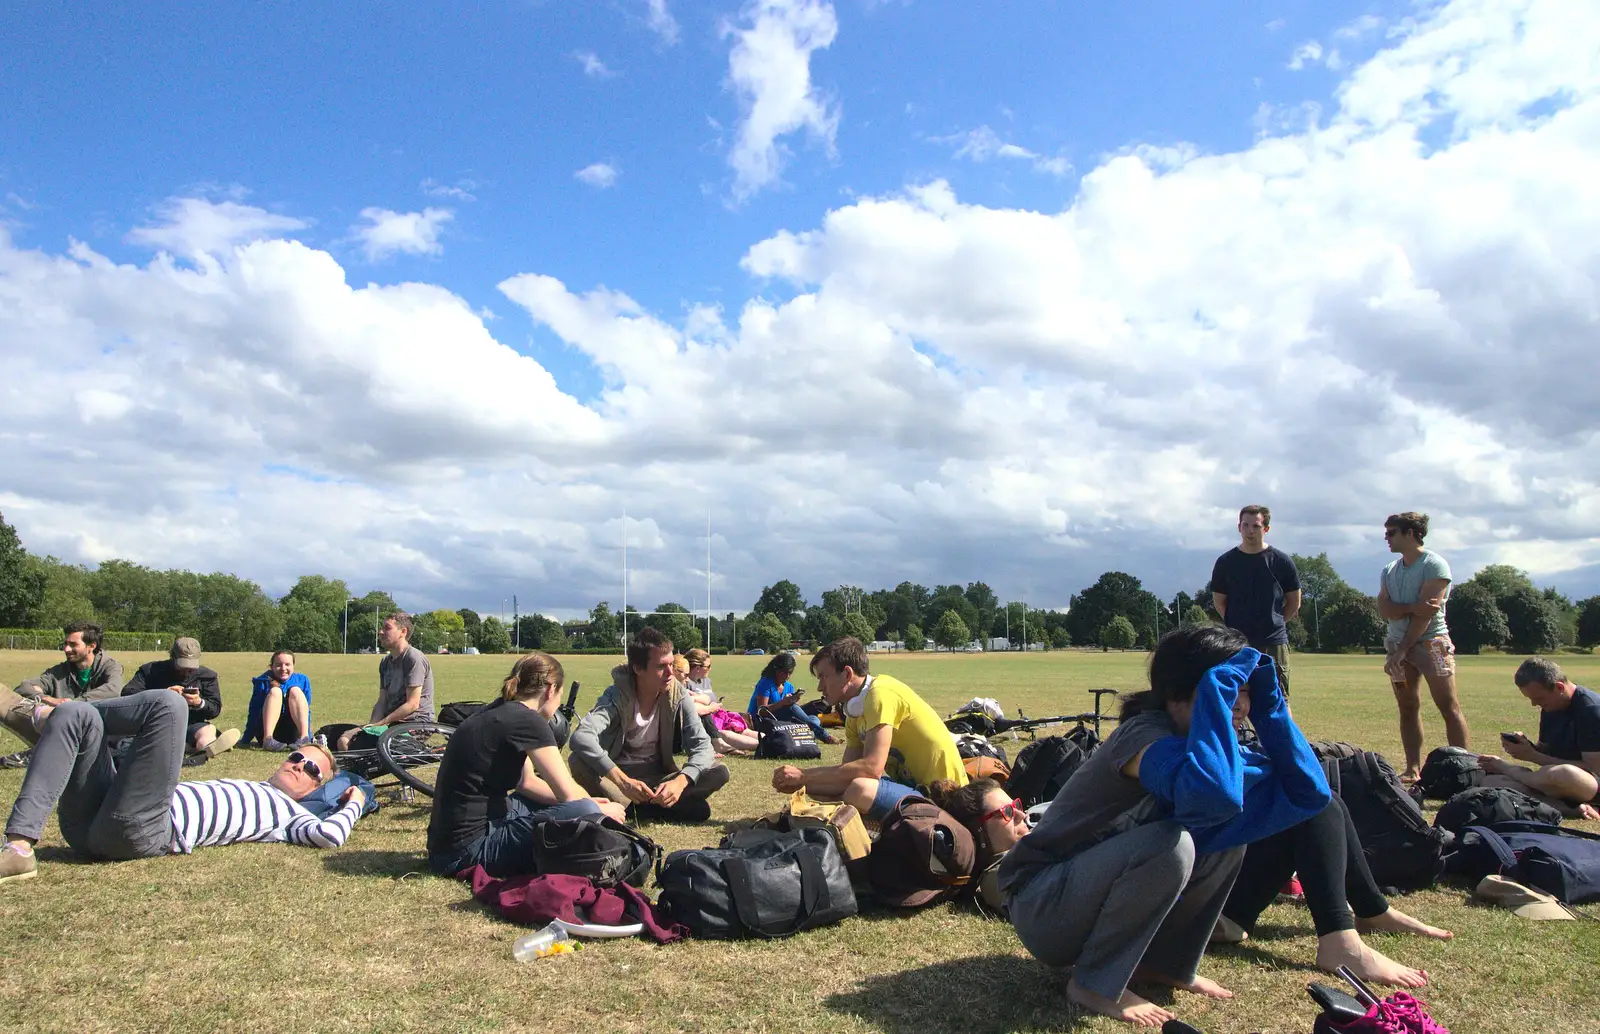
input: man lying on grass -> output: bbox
[1,691,365,884]
[770,636,968,820]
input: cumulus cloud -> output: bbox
[352,207,453,260]
[936,126,1074,177]
[4,0,1600,614]
[127,197,309,260]
[722,0,840,202]
[575,163,620,188]
[643,0,679,44]
[1288,40,1325,70]
[574,50,616,78]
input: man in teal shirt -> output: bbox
[1377,511,1470,782]
[1,621,124,756]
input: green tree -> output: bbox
[803,606,843,646]
[277,575,349,650]
[23,556,96,629]
[409,612,442,653]
[1542,587,1578,646]
[1065,572,1163,647]
[1286,616,1309,650]
[1447,582,1509,655]
[278,597,337,653]
[0,511,45,626]
[1100,615,1137,650]
[584,602,622,650]
[1501,587,1562,654]
[744,612,792,655]
[456,608,483,645]
[1464,564,1536,605]
[1577,596,1600,648]
[1319,594,1385,651]
[902,623,923,651]
[1049,627,1072,649]
[517,613,560,650]
[1183,605,1209,626]
[1290,552,1352,649]
[345,591,400,653]
[187,572,282,652]
[539,624,573,652]
[752,580,807,636]
[964,582,999,645]
[840,611,876,644]
[932,610,971,651]
[882,581,930,641]
[644,602,702,653]
[429,609,468,653]
[475,615,512,654]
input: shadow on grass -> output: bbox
[824,954,1098,1034]
[322,849,433,879]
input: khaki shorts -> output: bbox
[1261,643,1291,697]
[1388,635,1456,681]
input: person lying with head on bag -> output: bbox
[428,653,627,879]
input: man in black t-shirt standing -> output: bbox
[1477,657,1600,819]
[1209,504,1301,693]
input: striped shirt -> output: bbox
[168,779,362,854]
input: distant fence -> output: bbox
[0,629,178,652]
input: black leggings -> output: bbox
[1222,796,1389,936]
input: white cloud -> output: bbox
[422,178,478,201]
[936,126,1073,177]
[127,197,309,260]
[643,0,680,44]
[574,50,616,78]
[352,207,453,260]
[722,0,840,202]
[5,0,1600,614]
[575,163,619,188]
[1288,40,1325,70]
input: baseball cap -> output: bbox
[867,797,975,908]
[170,637,202,670]
[1475,875,1574,920]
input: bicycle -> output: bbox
[944,688,1121,740]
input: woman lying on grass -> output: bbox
[997,625,1449,1028]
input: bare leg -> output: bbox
[1315,929,1426,988]
[1422,670,1470,750]
[261,687,284,745]
[1391,668,1425,779]
[719,728,759,751]
[1131,964,1233,999]
[285,687,310,741]
[1356,907,1453,940]
[1482,769,1600,818]
[190,724,217,752]
[839,776,877,813]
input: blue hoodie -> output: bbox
[1137,647,1330,853]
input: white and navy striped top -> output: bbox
[168,779,362,854]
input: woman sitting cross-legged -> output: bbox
[427,653,626,879]
[748,652,836,745]
[245,650,312,750]
[677,652,758,756]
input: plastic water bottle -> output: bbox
[512,922,571,962]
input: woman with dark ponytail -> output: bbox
[426,653,627,878]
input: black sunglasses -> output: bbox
[287,751,324,783]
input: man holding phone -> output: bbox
[1478,657,1600,820]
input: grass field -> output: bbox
[2,648,1597,1033]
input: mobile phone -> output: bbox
[1500,731,1521,743]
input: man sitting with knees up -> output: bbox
[2,621,123,754]
[336,611,435,751]
[770,636,968,822]
[428,652,627,878]
[0,691,365,884]
[1478,656,1600,820]
[123,637,241,760]
[569,628,730,822]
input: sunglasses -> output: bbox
[287,751,325,783]
[980,798,1025,825]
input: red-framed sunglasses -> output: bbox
[981,797,1025,825]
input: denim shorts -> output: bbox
[868,778,921,822]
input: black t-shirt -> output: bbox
[1538,685,1600,762]
[427,699,558,857]
[1209,546,1300,648]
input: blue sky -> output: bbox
[3,0,1597,617]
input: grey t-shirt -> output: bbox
[374,646,435,723]
[1382,550,1451,642]
[998,710,1176,895]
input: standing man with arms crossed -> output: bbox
[336,612,435,751]
[1378,511,1470,783]
[1210,505,1301,694]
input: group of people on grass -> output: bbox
[2,509,1598,1027]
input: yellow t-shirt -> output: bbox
[844,674,968,788]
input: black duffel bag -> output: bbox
[656,826,858,938]
[1434,785,1563,835]
[753,711,822,760]
[529,815,660,888]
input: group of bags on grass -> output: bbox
[467,715,1600,942]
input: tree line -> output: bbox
[2,511,1595,656]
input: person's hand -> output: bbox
[340,786,367,811]
[653,774,689,808]
[614,772,657,804]
[167,684,187,694]
[1477,754,1512,775]
[1383,649,1406,680]
[771,765,805,793]
[182,690,203,709]
[594,799,628,823]
[335,728,357,751]
[39,695,66,707]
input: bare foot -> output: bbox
[1209,914,1249,944]
[1132,965,1234,999]
[1577,803,1599,821]
[1357,907,1454,941]
[1316,931,1427,988]
[1399,768,1421,785]
[1066,977,1175,1028]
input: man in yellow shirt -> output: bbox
[772,636,966,820]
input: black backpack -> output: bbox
[529,815,660,888]
[1309,740,1362,761]
[1434,786,1563,835]
[954,734,1008,765]
[1008,726,1099,809]
[1330,750,1449,891]
[655,827,858,938]
[753,711,822,760]
[1418,746,1484,800]
[438,701,486,727]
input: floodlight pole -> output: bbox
[622,507,628,652]
[343,597,357,654]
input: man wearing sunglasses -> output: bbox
[1,691,366,884]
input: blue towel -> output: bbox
[1138,647,1330,853]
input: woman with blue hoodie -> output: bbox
[1000,626,1427,1028]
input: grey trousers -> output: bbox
[4,691,186,860]
[1008,820,1244,1001]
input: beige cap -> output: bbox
[1475,874,1574,920]
[170,637,202,670]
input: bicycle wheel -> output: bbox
[377,723,453,796]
